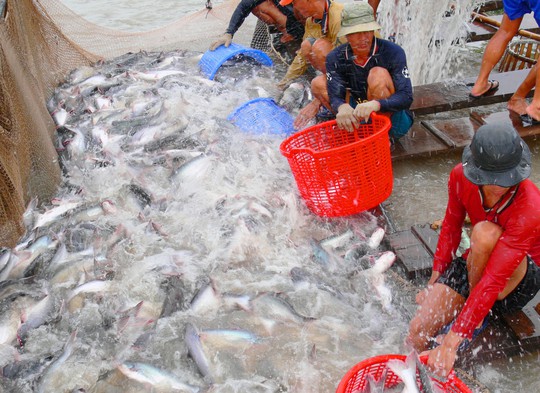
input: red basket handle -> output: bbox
[283,113,391,158]
[418,355,459,386]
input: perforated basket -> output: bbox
[228,97,295,136]
[279,113,392,217]
[199,43,273,80]
[336,354,472,393]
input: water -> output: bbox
[4,0,540,391]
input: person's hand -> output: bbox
[294,100,320,129]
[353,100,380,122]
[336,104,359,132]
[416,270,440,304]
[209,33,233,51]
[424,330,463,378]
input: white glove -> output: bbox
[210,33,233,51]
[353,100,380,122]
[336,104,359,132]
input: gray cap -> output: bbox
[462,123,531,187]
[338,2,381,38]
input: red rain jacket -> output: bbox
[433,163,540,338]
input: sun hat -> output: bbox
[338,2,381,38]
[462,123,531,187]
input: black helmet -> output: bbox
[462,123,531,187]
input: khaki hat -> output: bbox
[338,2,381,38]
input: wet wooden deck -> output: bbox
[392,68,540,162]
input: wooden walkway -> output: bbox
[392,68,540,161]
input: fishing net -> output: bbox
[0,0,262,247]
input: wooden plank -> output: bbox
[425,117,479,147]
[421,120,457,148]
[477,110,540,139]
[392,109,540,162]
[392,117,478,161]
[391,121,447,160]
[387,229,433,279]
[411,224,439,256]
[467,13,540,42]
[411,68,532,116]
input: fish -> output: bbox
[117,361,200,392]
[249,292,315,325]
[37,330,78,393]
[320,229,357,251]
[290,267,345,300]
[185,322,213,382]
[370,273,393,311]
[189,280,221,315]
[386,352,421,393]
[309,239,339,271]
[413,352,440,393]
[368,227,386,249]
[32,201,83,230]
[18,292,57,343]
[279,82,307,112]
[364,251,396,276]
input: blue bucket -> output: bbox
[199,43,273,80]
[228,98,295,136]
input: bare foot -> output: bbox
[526,103,540,121]
[470,80,498,97]
[508,96,528,115]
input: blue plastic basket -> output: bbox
[199,43,273,80]
[228,98,295,136]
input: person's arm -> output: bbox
[377,44,413,113]
[452,211,540,338]
[326,46,360,131]
[278,18,317,89]
[432,166,467,274]
[429,219,537,378]
[226,0,262,36]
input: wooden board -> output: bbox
[388,224,438,279]
[467,13,540,42]
[391,109,540,161]
[391,117,478,161]
[411,68,532,116]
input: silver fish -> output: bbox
[117,361,200,392]
[364,251,396,275]
[387,352,420,393]
[185,322,213,383]
[368,227,386,249]
[37,330,78,393]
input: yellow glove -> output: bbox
[336,104,359,132]
[353,100,380,122]
[209,33,233,51]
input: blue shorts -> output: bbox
[437,256,540,314]
[389,110,414,140]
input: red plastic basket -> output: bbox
[336,354,472,393]
[279,114,392,217]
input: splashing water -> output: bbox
[377,0,477,85]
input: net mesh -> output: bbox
[0,0,266,247]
